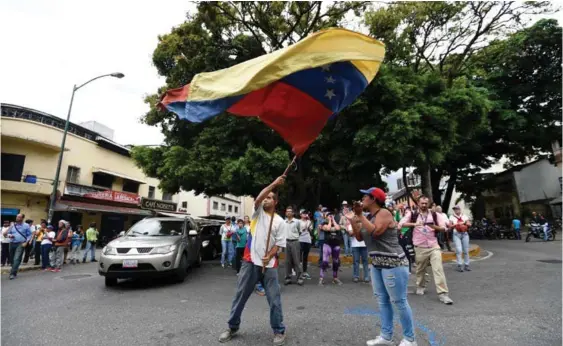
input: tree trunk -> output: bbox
[431,169,443,206]
[420,164,433,201]
[402,167,417,205]
[441,168,458,212]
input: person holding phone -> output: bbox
[319,212,343,286]
[345,188,416,346]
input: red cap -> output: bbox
[359,187,386,203]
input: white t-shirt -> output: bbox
[449,213,469,226]
[41,231,56,245]
[249,207,285,268]
[348,224,366,247]
[298,220,312,244]
[1,227,10,243]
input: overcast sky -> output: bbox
[1,1,560,192]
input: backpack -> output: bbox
[408,211,438,236]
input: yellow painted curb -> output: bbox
[278,244,481,264]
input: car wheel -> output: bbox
[195,251,202,268]
[175,254,188,283]
[105,277,118,287]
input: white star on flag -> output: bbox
[325,76,336,84]
[325,89,336,100]
[321,64,331,72]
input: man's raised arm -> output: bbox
[254,176,286,209]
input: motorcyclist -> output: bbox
[531,212,549,241]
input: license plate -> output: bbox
[122,260,138,268]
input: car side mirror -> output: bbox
[188,230,198,236]
[118,231,125,237]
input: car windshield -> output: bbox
[125,219,184,237]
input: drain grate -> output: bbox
[537,259,562,264]
[60,274,92,280]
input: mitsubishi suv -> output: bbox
[98,216,202,287]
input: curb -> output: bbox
[1,265,43,275]
[278,244,481,264]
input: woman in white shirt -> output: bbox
[41,225,56,270]
[344,210,370,283]
[448,206,472,272]
[298,210,313,279]
[1,221,11,266]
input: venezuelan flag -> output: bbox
[160,28,385,155]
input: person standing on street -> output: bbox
[82,223,98,263]
[234,219,247,274]
[298,209,313,280]
[512,217,522,240]
[345,207,370,284]
[340,201,352,257]
[4,214,32,280]
[319,213,343,286]
[219,176,286,345]
[436,206,452,252]
[283,206,304,286]
[33,220,47,266]
[41,225,55,270]
[448,206,472,272]
[345,187,416,346]
[70,225,84,265]
[23,219,35,264]
[1,220,11,266]
[50,220,71,272]
[398,196,453,305]
[220,217,235,268]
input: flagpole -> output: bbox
[262,155,298,273]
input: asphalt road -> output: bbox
[2,239,561,346]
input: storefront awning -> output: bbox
[54,201,153,216]
[157,211,190,218]
[550,196,562,205]
[92,168,146,184]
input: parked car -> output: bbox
[199,222,222,260]
[98,216,202,287]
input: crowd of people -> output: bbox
[1,214,99,280]
[215,174,483,346]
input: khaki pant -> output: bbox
[414,246,448,294]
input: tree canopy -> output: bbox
[132,1,560,213]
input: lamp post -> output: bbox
[47,72,125,224]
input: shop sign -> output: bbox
[140,198,177,212]
[83,190,140,205]
[1,208,20,216]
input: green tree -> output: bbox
[364,1,553,208]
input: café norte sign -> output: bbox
[141,198,177,212]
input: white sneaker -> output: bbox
[399,339,417,346]
[416,287,425,295]
[366,336,394,346]
[438,293,453,305]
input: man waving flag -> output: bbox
[160,28,385,155]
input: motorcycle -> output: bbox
[525,222,556,242]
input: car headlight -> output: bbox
[103,246,117,256]
[151,244,177,254]
[202,240,210,247]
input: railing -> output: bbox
[64,182,105,196]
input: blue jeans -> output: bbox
[221,240,234,265]
[41,244,52,269]
[228,261,285,334]
[453,231,470,266]
[543,224,549,241]
[9,243,25,276]
[352,247,369,281]
[83,241,96,261]
[342,232,351,255]
[371,265,415,342]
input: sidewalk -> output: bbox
[1,249,102,275]
[278,244,481,264]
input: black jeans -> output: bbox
[235,247,245,273]
[300,242,311,273]
[1,243,10,265]
[23,242,32,264]
[34,242,41,265]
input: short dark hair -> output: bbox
[286,206,294,211]
[269,191,278,202]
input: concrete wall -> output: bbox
[513,159,561,204]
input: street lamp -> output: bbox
[47,72,125,223]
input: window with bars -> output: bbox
[162,192,173,201]
[213,202,219,210]
[66,166,80,183]
[182,201,188,208]
[221,203,226,211]
[148,186,155,199]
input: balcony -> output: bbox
[1,175,55,196]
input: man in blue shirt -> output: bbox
[512,218,521,240]
[2,213,32,279]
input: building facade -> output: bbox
[173,190,254,220]
[1,104,174,239]
[481,158,561,222]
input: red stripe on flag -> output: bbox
[228,81,333,155]
[160,84,190,108]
